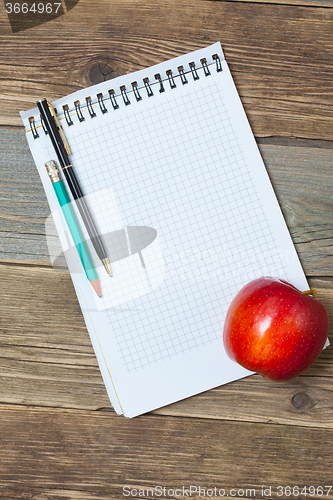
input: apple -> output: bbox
[223,277,329,381]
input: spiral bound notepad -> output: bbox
[21,42,308,417]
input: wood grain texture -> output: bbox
[1,262,332,428]
[1,0,332,495]
[211,0,333,5]
[260,144,333,276]
[0,0,332,139]
[1,405,333,500]
[1,128,332,275]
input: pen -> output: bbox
[37,98,113,277]
[45,160,101,298]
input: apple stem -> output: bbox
[302,289,317,296]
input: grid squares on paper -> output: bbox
[45,71,292,373]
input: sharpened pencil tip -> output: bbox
[90,278,102,297]
[102,258,113,277]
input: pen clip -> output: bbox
[47,101,71,155]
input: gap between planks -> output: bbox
[2,125,333,149]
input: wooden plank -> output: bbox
[212,0,333,5]
[1,262,333,428]
[1,0,332,139]
[1,128,332,275]
[1,405,333,500]
[0,128,56,265]
[260,144,333,276]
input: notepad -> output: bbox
[21,42,308,417]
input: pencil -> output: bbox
[45,160,101,297]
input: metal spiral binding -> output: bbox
[86,97,96,118]
[97,93,108,114]
[108,89,119,110]
[132,82,142,102]
[28,53,223,136]
[189,62,199,81]
[63,104,74,126]
[154,73,165,93]
[200,58,211,77]
[166,70,176,89]
[29,116,39,139]
[212,54,222,72]
[178,66,188,85]
[74,101,85,122]
[120,85,130,106]
[143,78,154,97]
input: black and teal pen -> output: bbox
[45,160,101,298]
[37,98,113,277]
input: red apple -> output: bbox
[223,277,329,381]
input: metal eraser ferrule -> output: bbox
[45,160,61,184]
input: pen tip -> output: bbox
[90,278,102,297]
[102,258,113,277]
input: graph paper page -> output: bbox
[21,43,308,417]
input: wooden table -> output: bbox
[1,0,332,498]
